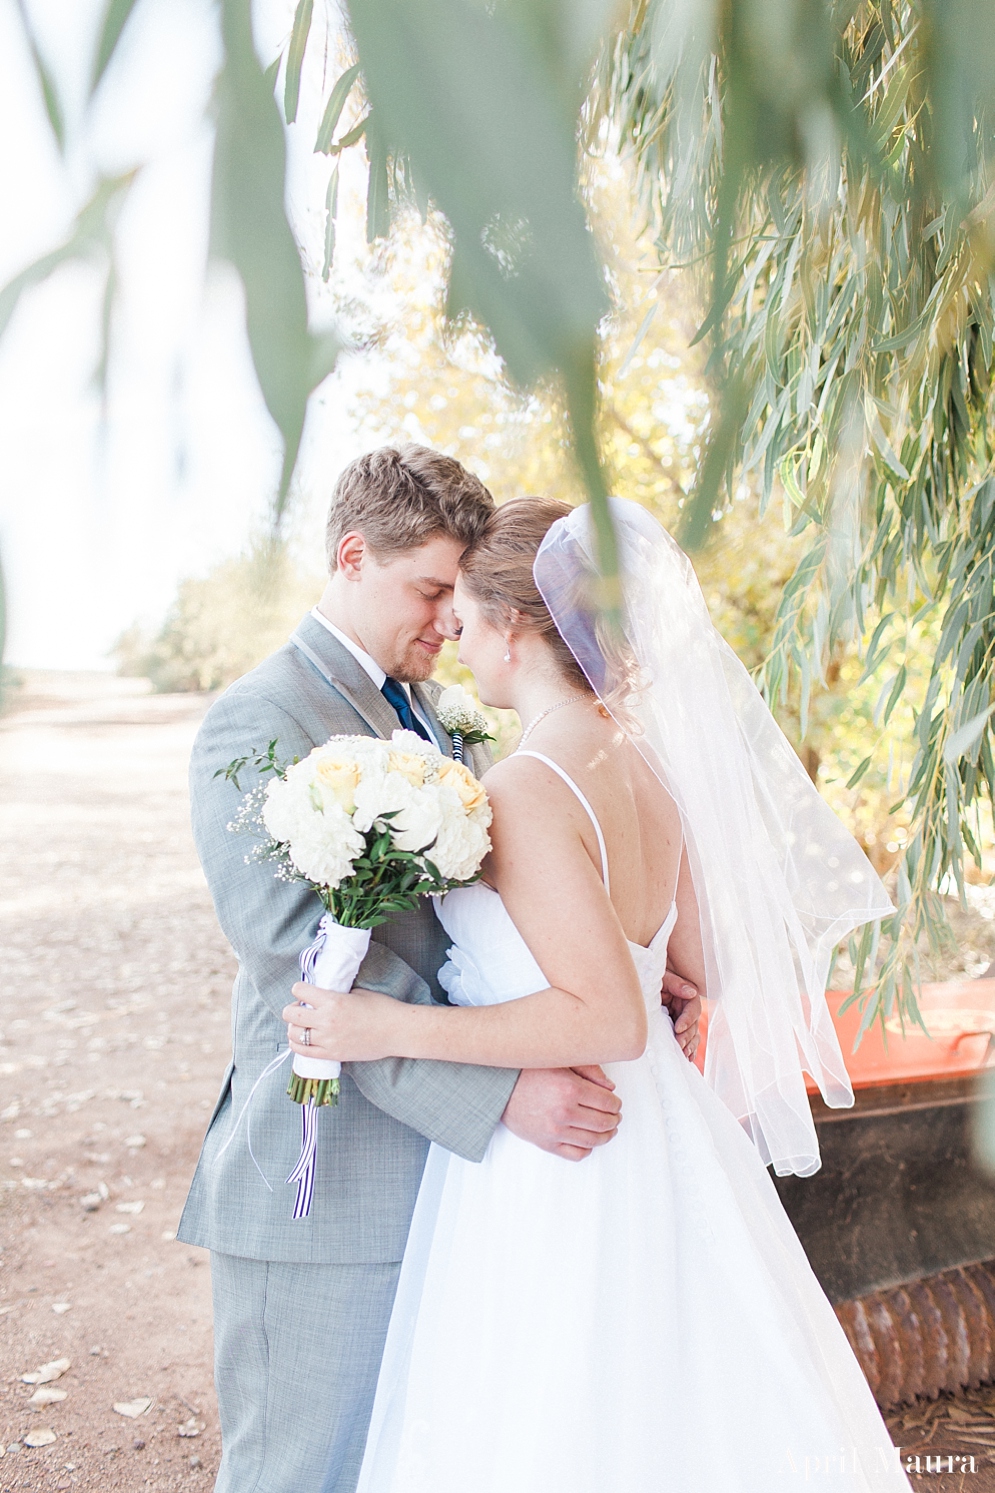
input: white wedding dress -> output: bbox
[355,754,912,1492]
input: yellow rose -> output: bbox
[437,758,488,813]
[388,750,427,788]
[314,753,361,812]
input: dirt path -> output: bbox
[0,674,232,1491]
[3,671,995,1492]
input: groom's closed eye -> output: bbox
[415,575,454,599]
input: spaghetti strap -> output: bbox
[515,750,610,894]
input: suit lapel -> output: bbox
[291,613,460,755]
[290,613,400,741]
[412,683,453,757]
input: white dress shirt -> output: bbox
[309,607,435,740]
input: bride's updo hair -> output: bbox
[461,497,645,720]
[458,498,591,694]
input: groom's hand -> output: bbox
[501,1066,622,1162]
[661,972,701,1063]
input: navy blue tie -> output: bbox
[381,676,432,742]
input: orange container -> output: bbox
[694,978,995,1092]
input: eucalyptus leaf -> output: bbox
[943,704,995,765]
[14,0,64,148]
[213,0,341,505]
[284,0,313,125]
[314,63,362,153]
[91,0,142,94]
[0,173,134,342]
[346,0,619,585]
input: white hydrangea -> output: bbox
[430,801,492,880]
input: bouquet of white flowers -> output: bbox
[223,729,492,1217]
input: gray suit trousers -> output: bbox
[211,1251,401,1493]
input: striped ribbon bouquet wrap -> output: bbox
[224,729,493,1218]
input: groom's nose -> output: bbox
[435,597,461,642]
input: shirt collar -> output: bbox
[305,608,443,745]
[310,607,388,692]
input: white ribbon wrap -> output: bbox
[293,917,372,1081]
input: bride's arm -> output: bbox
[284,763,649,1069]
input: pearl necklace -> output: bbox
[517,695,588,749]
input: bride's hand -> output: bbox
[283,983,400,1062]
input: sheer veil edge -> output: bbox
[533,498,894,1178]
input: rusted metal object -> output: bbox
[772,1072,995,1302]
[835,1260,995,1410]
[696,979,995,1410]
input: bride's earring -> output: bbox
[504,649,511,663]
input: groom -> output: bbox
[178,444,700,1493]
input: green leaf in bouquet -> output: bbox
[216,739,289,791]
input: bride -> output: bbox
[284,497,913,1492]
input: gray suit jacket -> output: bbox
[177,612,519,1264]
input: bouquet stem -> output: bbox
[287,916,371,1220]
[287,1073,340,1106]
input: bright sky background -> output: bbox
[0,0,378,670]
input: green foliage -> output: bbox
[2,0,341,520]
[0,172,134,346]
[91,0,142,94]
[342,173,937,869]
[213,0,341,505]
[314,63,361,153]
[215,738,285,793]
[114,537,323,694]
[343,0,620,593]
[283,0,314,125]
[15,0,65,148]
[323,818,457,929]
[593,0,995,1037]
[11,0,995,1065]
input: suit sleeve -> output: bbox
[189,685,518,1162]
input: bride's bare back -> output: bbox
[482,702,707,1017]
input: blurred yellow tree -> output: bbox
[115,537,323,694]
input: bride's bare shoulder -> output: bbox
[480,753,571,825]
[481,752,549,796]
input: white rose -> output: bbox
[262,762,365,889]
[353,761,413,835]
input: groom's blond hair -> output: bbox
[326,445,495,568]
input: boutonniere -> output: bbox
[436,685,495,762]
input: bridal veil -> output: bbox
[533,498,894,1178]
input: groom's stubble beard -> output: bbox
[387,640,442,685]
